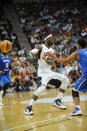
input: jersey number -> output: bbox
[5,63,9,68]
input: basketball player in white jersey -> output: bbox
[24,34,70,115]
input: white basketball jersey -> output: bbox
[38,44,54,70]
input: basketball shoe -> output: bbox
[69,107,82,116]
[24,105,33,115]
[52,99,67,110]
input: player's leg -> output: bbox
[24,77,47,115]
[0,74,11,106]
[49,71,70,109]
[2,82,12,97]
[69,89,82,116]
[69,76,87,116]
[0,76,3,105]
[0,82,11,106]
[0,86,4,106]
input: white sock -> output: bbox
[29,99,35,106]
[0,91,3,102]
[76,105,80,109]
[56,92,63,100]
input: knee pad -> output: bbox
[72,89,79,98]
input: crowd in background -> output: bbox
[15,1,87,86]
[0,5,37,92]
[1,1,87,92]
[0,6,20,51]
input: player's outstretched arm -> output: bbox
[49,51,79,64]
[29,45,42,58]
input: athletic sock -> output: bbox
[56,92,63,100]
[29,99,35,106]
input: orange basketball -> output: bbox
[0,40,12,52]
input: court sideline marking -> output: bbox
[7,115,68,131]
[24,115,87,131]
[7,115,87,131]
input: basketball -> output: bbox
[0,40,12,52]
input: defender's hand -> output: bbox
[47,52,56,60]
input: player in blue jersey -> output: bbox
[0,42,12,106]
[48,38,87,116]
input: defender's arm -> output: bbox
[49,51,79,64]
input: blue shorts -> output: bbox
[0,72,11,87]
[74,74,87,93]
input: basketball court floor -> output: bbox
[0,88,87,131]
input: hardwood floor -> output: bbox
[0,88,87,131]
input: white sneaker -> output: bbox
[6,87,15,93]
[24,106,33,115]
[69,107,82,116]
[52,99,67,110]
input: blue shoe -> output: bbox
[69,107,82,116]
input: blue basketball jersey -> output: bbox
[78,49,87,74]
[0,55,12,87]
[74,49,87,93]
[0,55,12,73]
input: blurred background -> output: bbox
[0,0,87,92]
